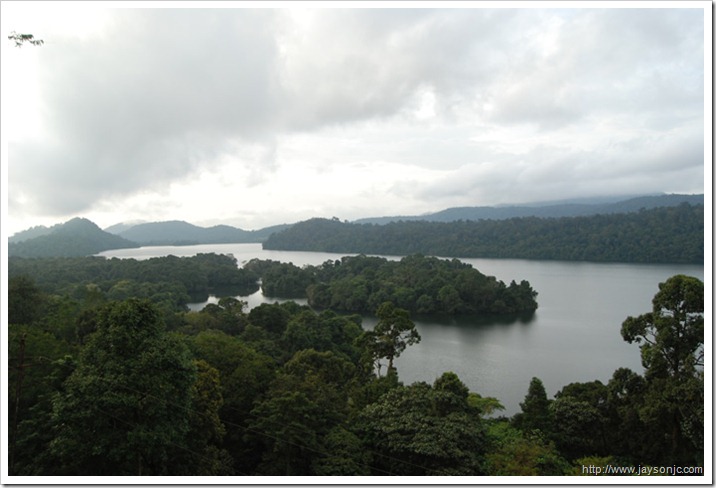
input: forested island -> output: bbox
[245,254,537,316]
[7,251,704,476]
[263,204,704,264]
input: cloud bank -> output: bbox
[4,6,705,230]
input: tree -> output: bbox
[620,275,704,465]
[8,325,73,475]
[8,276,46,325]
[8,31,44,47]
[550,396,606,460]
[621,274,703,380]
[359,302,421,376]
[169,360,233,475]
[248,302,292,336]
[485,422,569,476]
[512,377,552,434]
[247,350,355,475]
[311,426,372,475]
[50,299,196,475]
[357,374,487,475]
[189,330,276,473]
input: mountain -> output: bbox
[103,220,147,235]
[264,203,704,264]
[8,218,139,257]
[8,224,54,243]
[354,194,704,224]
[113,220,291,245]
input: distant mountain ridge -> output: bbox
[8,193,704,257]
[8,218,139,257]
[264,203,704,264]
[8,217,292,257]
[354,194,704,224]
[112,220,291,246]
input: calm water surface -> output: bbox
[99,243,704,415]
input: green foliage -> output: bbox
[49,299,196,475]
[311,426,372,475]
[569,456,621,476]
[621,274,704,380]
[8,31,44,47]
[244,259,315,297]
[181,297,249,336]
[357,375,487,475]
[358,302,421,375]
[512,377,552,434]
[170,360,233,475]
[8,325,74,475]
[257,253,538,317]
[550,396,608,460]
[279,308,364,363]
[6,239,705,477]
[264,204,704,264]
[8,253,257,313]
[248,301,293,335]
[468,393,505,417]
[485,422,569,475]
[248,350,356,475]
[620,275,704,465]
[8,276,47,325]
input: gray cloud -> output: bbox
[11,9,282,215]
[7,7,705,223]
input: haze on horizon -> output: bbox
[1,2,708,236]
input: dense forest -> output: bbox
[263,204,704,264]
[245,254,538,316]
[8,253,258,310]
[7,252,704,477]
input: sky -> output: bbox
[1,1,710,235]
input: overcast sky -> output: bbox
[1,2,709,235]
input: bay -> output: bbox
[98,243,704,415]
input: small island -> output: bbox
[245,254,538,317]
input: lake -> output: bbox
[98,243,704,415]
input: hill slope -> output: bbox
[355,194,704,224]
[8,218,139,257]
[114,220,291,245]
[264,203,704,264]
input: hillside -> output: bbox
[113,220,291,245]
[8,224,54,244]
[264,203,704,264]
[8,218,139,258]
[354,194,704,224]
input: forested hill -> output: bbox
[355,193,704,224]
[113,220,291,245]
[263,203,704,264]
[8,218,139,258]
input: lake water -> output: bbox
[98,243,705,415]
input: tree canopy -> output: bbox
[263,204,703,264]
[5,245,704,476]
